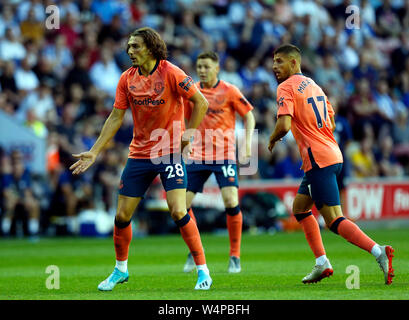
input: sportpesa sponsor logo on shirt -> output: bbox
[133,97,165,106]
[207,107,224,114]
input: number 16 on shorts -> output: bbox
[222,164,235,177]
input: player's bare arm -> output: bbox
[243,110,255,158]
[186,90,209,132]
[268,115,291,152]
[330,116,336,133]
[182,90,209,155]
[70,108,126,175]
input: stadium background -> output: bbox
[0,0,409,238]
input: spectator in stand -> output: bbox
[98,14,125,45]
[272,142,303,179]
[347,78,381,139]
[392,108,409,145]
[24,108,48,138]
[16,0,45,23]
[1,150,41,238]
[219,56,244,90]
[375,135,403,177]
[77,0,96,24]
[239,57,262,95]
[58,12,81,50]
[399,56,409,106]
[90,0,129,25]
[314,53,344,94]
[42,34,74,80]
[352,52,379,85]
[374,79,399,135]
[338,35,360,71]
[274,0,293,27]
[361,0,377,27]
[0,5,21,39]
[33,55,59,88]
[64,53,93,91]
[298,31,319,76]
[14,56,40,92]
[375,0,402,38]
[350,132,379,178]
[47,154,93,235]
[398,0,409,30]
[0,61,19,107]
[16,82,56,125]
[93,148,122,214]
[19,6,44,45]
[58,0,80,20]
[390,31,409,77]
[0,27,26,62]
[89,46,121,98]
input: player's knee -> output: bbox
[116,209,132,223]
[292,203,308,215]
[224,197,238,209]
[170,210,186,221]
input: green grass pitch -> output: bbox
[0,228,408,300]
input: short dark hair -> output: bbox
[196,51,219,63]
[128,27,168,60]
[274,44,301,59]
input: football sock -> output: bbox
[66,216,78,234]
[371,244,382,258]
[329,217,376,253]
[113,218,132,262]
[176,213,206,266]
[1,217,11,235]
[115,259,128,273]
[187,207,197,224]
[28,218,39,235]
[294,212,326,258]
[197,264,210,275]
[226,206,242,258]
[316,255,328,266]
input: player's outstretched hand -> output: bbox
[70,151,97,175]
[268,136,283,153]
[268,137,276,153]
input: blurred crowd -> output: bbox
[1,0,409,237]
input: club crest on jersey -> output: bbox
[154,81,164,95]
[214,94,225,105]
